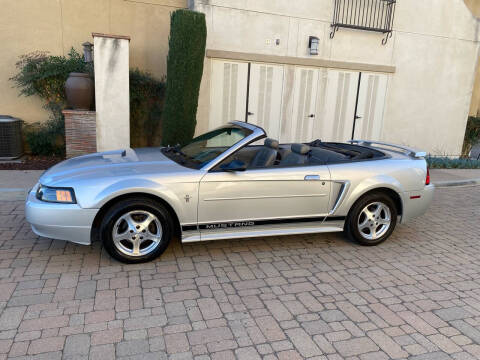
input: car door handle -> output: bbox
[304,175,321,181]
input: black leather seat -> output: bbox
[279,144,310,166]
[309,147,348,164]
[249,138,279,168]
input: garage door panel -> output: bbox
[354,73,388,141]
[281,67,319,143]
[321,70,359,142]
[209,60,249,130]
[247,63,284,141]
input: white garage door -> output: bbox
[208,60,388,144]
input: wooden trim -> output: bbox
[62,110,96,115]
[206,49,396,73]
[124,0,187,8]
[92,33,131,41]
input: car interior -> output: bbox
[215,138,386,171]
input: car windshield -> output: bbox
[162,124,253,169]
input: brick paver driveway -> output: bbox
[0,186,479,360]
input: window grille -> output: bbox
[330,0,396,45]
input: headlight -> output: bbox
[36,185,76,204]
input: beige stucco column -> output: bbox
[92,33,130,151]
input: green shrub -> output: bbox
[130,69,166,147]
[12,50,168,154]
[10,49,91,102]
[23,117,65,157]
[426,156,480,169]
[10,49,92,156]
[162,9,207,146]
[462,116,480,157]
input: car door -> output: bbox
[197,165,332,233]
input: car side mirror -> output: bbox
[220,159,247,172]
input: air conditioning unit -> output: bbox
[0,116,23,160]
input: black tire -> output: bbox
[100,197,173,263]
[345,192,397,246]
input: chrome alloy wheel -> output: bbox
[112,210,163,257]
[357,202,391,241]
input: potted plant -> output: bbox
[65,42,94,110]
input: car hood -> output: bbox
[39,148,192,186]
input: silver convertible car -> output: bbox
[26,122,434,263]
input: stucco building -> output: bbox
[1,0,186,124]
[192,0,480,155]
[1,0,479,156]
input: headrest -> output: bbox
[264,138,279,149]
[291,143,310,155]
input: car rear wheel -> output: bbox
[345,192,397,246]
[100,197,173,263]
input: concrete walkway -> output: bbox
[0,170,43,188]
[0,171,43,201]
[431,169,480,187]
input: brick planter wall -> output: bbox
[63,110,97,158]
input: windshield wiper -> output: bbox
[165,145,187,157]
[173,145,188,158]
[163,145,205,167]
[163,145,191,165]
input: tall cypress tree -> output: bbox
[162,9,207,146]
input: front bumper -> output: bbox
[25,186,98,245]
[401,184,435,224]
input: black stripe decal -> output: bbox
[182,225,199,232]
[181,216,345,232]
[325,216,347,222]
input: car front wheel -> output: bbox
[100,197,173,263]
[345,192,397,246]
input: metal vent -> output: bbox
[222,63,239,122]
[0,116,23,159]
[330,0,396,44]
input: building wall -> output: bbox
[191,0,479,155]
[0,0,186,124]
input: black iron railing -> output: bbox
[330,0,396,44]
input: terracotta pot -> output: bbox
[65,72,94,110]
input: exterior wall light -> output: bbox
[309,36,319,56]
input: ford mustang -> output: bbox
[26,122,434,263]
